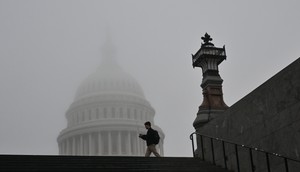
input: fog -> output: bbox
[0,0,299,156]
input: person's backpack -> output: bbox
[153,130,160,145]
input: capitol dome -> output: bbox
[57,40,164,156]
[74,58,146,101]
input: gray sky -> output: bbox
[0,0,299,157]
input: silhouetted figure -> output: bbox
[139,121,161,157]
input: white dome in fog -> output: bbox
[74,59,145,101]
[57,38,164,156]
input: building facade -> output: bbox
[57,41,164,156]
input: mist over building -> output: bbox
[57,38,164,156]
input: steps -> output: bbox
[0,155,231,172]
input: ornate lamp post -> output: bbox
[192,33,228,129]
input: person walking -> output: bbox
[139,121,161,157]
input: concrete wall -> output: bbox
[196,58,300,172]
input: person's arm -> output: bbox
[139,134,147,140]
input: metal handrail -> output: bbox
[190,132,300,172]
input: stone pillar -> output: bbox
[58,143,61,155]
[66,140,68,155]
[136,131,140,155]
[72,137,76,155]
[140,139,144,155]
[89,134,93,155]
[80,135,83,155]
[61,141,64,155]
[63,140,67,155]
[160,141,164,155]
[63,141,66,155]
[118,131,122,155]
[108,132,112,155]
[76,137,79,155]
[127,131,131,155]
[61,142,64,155]
[65,140,68,155]
[59,142,63,155]
[98,132,102,155]
[68,139,71,155]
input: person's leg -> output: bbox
[145,146,151,157]
[148,144,160,157]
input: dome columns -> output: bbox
[58,129,164,156]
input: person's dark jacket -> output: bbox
[140,128,157,146]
